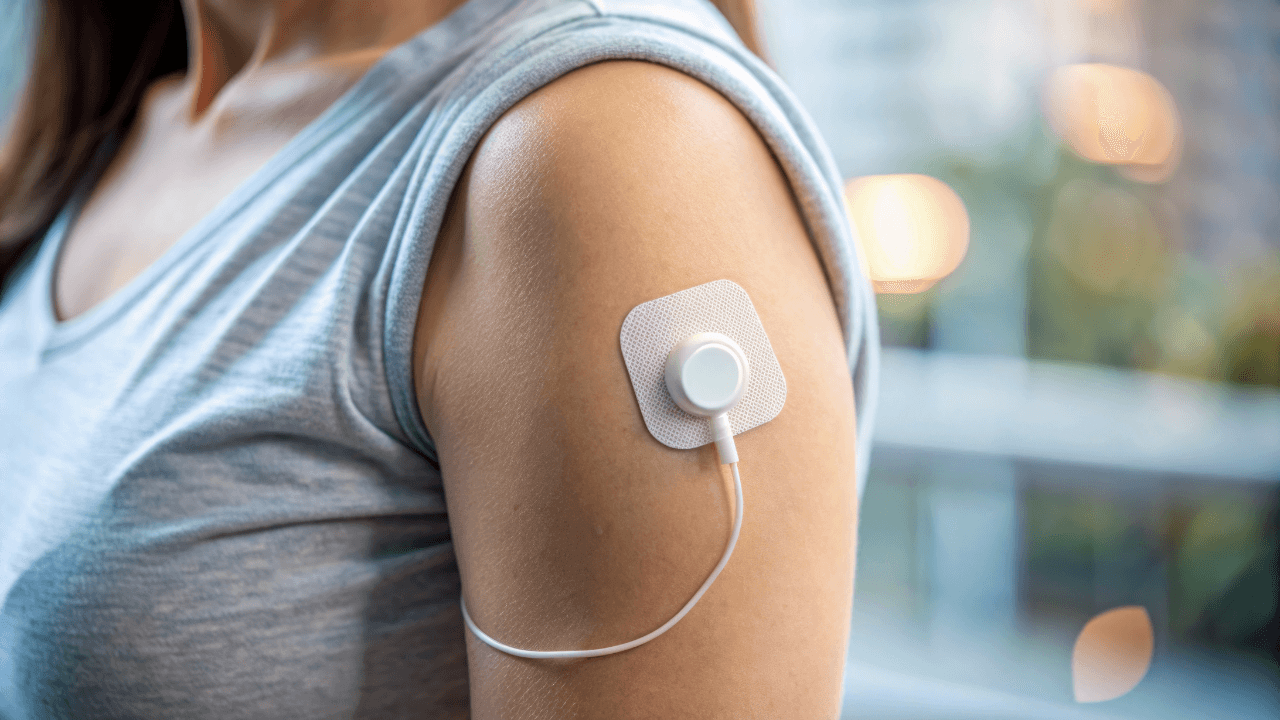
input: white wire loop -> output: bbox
[460,462,745,659]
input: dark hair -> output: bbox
[0,0,187,288]
[0,0,764,291]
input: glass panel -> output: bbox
[759,0,1280,715]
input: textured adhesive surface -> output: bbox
[620,280,787,450]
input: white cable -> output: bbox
[461,462,744,659]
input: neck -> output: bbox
[180,0,471,118]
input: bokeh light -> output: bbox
[1044,63,1182,181]
[1071,605,1154,703]
[1045,178,1168,296]
[843,174,970,294]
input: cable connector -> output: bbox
[711,413,738,464]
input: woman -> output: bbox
[0,0,878,717]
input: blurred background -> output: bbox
[757,0,1280,717]
[2,0,1277,717]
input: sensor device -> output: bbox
[620,279,786,452]
[461,279,785,660]
[666,333,749,417]
[665,333,749,463]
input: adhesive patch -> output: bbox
[620,279,787,450]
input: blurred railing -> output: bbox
[846,348,1280,719]
[874,348,1280,480]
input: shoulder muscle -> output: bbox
[415,60,858,720]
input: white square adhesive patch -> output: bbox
[620,279,787,450]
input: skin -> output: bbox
[54,0,471,319]
[417,62,859,719]
[50,2,860,718]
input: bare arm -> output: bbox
[413,60,859,720]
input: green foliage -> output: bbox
[1027,151,1280,386]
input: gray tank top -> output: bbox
[0,0,879,716]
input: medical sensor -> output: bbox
[665,333,750,464]
[620,279,786,451]
[462,279,786,659]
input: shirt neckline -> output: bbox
[34,0,521,353]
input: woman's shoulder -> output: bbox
[416,55,832,422]
[473,59,762,206]
[414,55,786,401]
[412,37,861,720]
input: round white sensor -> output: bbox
[665,333,750,417]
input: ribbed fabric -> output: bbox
[0,0,878,717]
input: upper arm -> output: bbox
[413,60,858,719]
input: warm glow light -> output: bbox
[1044,64,1182,181]
[843,174,970,294]
[1072,606,1154,703]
